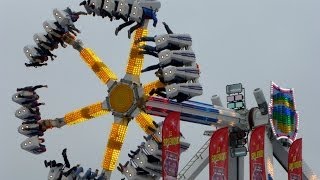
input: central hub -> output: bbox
[105,79,144,118]
[109,84,134,113]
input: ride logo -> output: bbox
[209,127,229,180]
[162,112,181,180]
[249,125,266,180]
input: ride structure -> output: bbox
[12,1,318,180]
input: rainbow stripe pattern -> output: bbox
[269,82,299,142]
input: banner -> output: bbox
[209,127,229,180]
[162,112,181,180]
[250,125,266,180]
[288,138,302,180]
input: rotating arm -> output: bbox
[79,48,118,84]
[135,111,157,135]
[38,118,66,130]
[125,28,148,80]
[143,80,165,97]
[64,101,109,125]
[102,118,129,172]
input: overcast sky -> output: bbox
[1,0,319,179]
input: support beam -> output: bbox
[146,97,246,129]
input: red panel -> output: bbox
[250,125,266,180]
[209,127,229,180]
[162,112,181,180]
[288,138,302,180]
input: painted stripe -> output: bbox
[148,98,220,114]
[150,97,221,113]
[146,107,218,125]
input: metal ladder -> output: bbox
[178,138,211,179]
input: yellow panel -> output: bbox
[143,80,165,96]
[135,112,156,135]
[80,48,118,84]
[126,28,148,76]
[102,123,128,171]
[64,102,109,125]
[109,84,134,113]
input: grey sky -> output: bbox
[1,0,319,179]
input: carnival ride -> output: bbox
[12,0,319,179]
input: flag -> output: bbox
[250,125,266,180]
[162,112,181,180]
[209,127,229,180]
[288,138,302,180]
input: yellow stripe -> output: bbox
[64,102,109,125]
[102,123,128,171]
[135,112,156,135]
[126,28,148,76]
[143,80,165,97]
[80,48,117,84]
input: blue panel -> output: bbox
[180,113,218,124]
